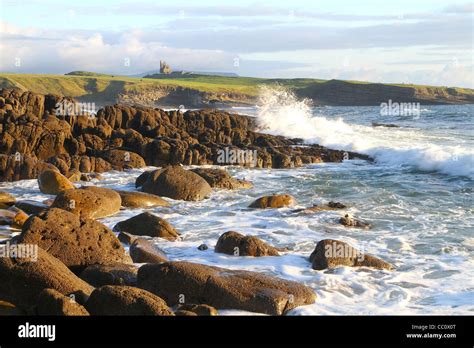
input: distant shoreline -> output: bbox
[1,72,473,109]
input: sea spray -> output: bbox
[255,86,474,178]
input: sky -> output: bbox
[0,0,473,87]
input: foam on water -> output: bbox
[1,163,472,315]
[255,86,474,178]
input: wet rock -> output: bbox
[135,170,152,188]
[249,194,296,209]
[129,238,168,264]
[295,201,347,214]
[191,168,252,189]
[18,208,131,272]
[0,191,15,208]
[175,310,198,316]
[142,166,212,201]
[0,300,24,315]
[197,244,208,251]
[0,208,28,229]
[36,288,89,316]
[84,285,174,316]
[339,214,371,229]
[0,245,94,308]
[67,169,82,182]
[80,172,103,181]
[52,186,121,219]
[100,149,146,170]
[38,169,75,195]
[14,200,49,214]
[215,231,279,257]
[309,239,394,270]
[80,263,138,287]
[137,261,316,315]
[177,304,218,316]
[113,212,179,241]
[116,190,170,208]
[118,231,138,245]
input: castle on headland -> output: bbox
[159,60,172,74]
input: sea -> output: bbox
[1,88,472,315]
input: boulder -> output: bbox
[113,212,179,241]
[67,169,82,182]
[118,231,138,245]
[249,194,296,209]
[0,208,28,229]
[84,285,174,316]
[116,190,170,208]
[142,166,212,201]
[18,208,131,272]
[339,214,371,229]
[52,186,121,219]
[0,300,24,315]
[215,231,280,257]
[80,173,103,181]
[38,169,75,195]
[309,239,394,270]
[100,149,146,170]
[295,201,347,214]
[130,239,168,264]
[191,168,252,189]
[80,263,138,287]
[137,261,316,315]
[176,304,218,316]
[0,191,15,209]
[36,288,89,316]
[0,245,94,308]
[14,200,49,215]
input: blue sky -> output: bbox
[0,0,472,87]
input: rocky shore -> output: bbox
[0,88,370,182]
[0,88,394,316]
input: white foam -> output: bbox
[255,86,474,178]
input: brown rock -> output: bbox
[36,288,89,316]
[129,239,168,264]
[177,304,218,316]
[0,300,24,315]
[249,194,296,209]
[52,186,121,219]
[14,200,48,215]
[100,149,146,170]
[118,231,138,245]
[137,261,316,315]
[0,245,94,308]
[113,212,179,241]
[0,191,15,208]
[80,263,138,287]
[38,169,75,195]
[191,168,252,189]
[18,208,131,272]
[339,214,371,229]
[309,239,394,271]
[84,285,174,316]
[215,231,279,257]
[116,190,170,208]
[67,169,82,182]
[142,166,212,201]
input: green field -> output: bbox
[0,72,472,105]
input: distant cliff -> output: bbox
[0,73,472,108]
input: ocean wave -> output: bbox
[255,86,474,178]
